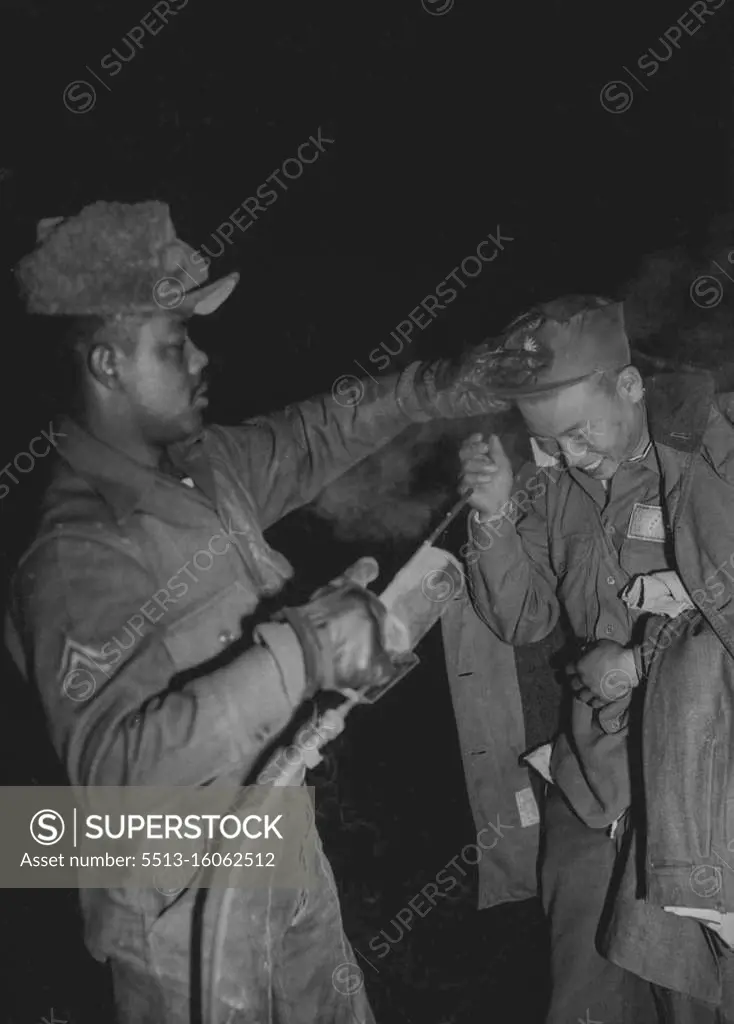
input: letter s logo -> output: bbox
[30,809,65,845]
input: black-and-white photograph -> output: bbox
[2,1,734,1022]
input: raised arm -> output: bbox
[208,356,509,529]
[460,434,560,645]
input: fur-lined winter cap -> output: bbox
[15,200,239,317]
[481,295,631,398]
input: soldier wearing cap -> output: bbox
[4,199,514,1024]
[458,295,734,1022]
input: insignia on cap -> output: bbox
[481,311,553,389]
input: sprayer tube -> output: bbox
[423,489,473,548]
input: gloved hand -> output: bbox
[411,342,514,418]
[567,640,639,710]
[275,558,404,696]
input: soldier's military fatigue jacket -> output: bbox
[4,364,434,974]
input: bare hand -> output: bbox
[568,640,639,708]
[459,433,514,517]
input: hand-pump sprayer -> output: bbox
[198,491,473,1024]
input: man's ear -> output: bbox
[87,342,123,389]
[86,316,138,389]
[618,365,644,403]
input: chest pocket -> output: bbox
[550,530,595,581]
[619,503,672,578]
[162,580,257,674]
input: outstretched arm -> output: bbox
[210,354,509,529]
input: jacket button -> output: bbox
[218,630,234,644]
[607,576,616,586]
[605,624,615,634]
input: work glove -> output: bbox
[409,343,510,419]
[567,639,639,710]
[274,557,412,697]
[410,338,548,419]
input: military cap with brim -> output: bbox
[15,200,239,318]
[481,294,631,399]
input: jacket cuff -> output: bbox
[253,622,308,706]
[597,701,630,735]
[469,506,517,551]
[394,361,434,422]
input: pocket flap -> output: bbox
[163,581,255,673]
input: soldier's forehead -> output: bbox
[135,313,188,342]
[519,381,599,434]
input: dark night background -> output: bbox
[1,0,734,1021]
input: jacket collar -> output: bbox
[644,370,715,453]
[54,415,212,521]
